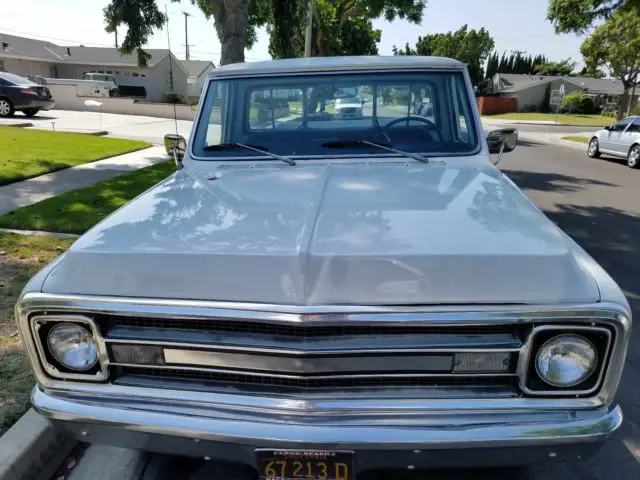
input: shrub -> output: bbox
[561,91,595,114]
[162,93,185,104]
[632,105,640,116]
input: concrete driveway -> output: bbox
[0,109,193,144]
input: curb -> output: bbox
[0,228,80,239]
[4,123,34,128]
[0,409,77,480]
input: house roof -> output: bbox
[0,32,181,68]
[61,46,171,67]
[180,60,215,77]
[210,56,465,77]
[0,33,61,62]
[495,73,624,95]
[561,76,624,94]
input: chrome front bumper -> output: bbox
[33,386,623,471]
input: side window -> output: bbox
[203,82,224,146]
[626,119,640,133]
[451,76,472,143]
[610,118,631,132]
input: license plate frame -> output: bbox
[256,448,354,480]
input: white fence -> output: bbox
[46,82,195,121]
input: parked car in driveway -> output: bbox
[18,56,631,479]
[588,115,640,168]
[0,72,55,118]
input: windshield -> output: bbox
[192,71,478,160]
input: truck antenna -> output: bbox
[165,4,179,141]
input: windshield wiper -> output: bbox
[202,143,296,166]
[321,140,429,164]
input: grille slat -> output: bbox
[116,366,517,390]
[100,315,520,337]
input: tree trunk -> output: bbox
[617,88,629,120]
[210,0,250,66]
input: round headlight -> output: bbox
[47,323,98,371]
[535,334,597,387]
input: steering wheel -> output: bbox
[373,115,439,145]
[383,115,437,130]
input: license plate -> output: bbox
[256,449,353,480]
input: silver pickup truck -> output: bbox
[17,56,630,479]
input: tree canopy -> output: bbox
[533,58,577,76]
[104,0,427,67]
[580,7,640,117]
[484,52,548,79]
[547,0,639,33]
[392,24,494,86]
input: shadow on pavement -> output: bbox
[504,168,618,194]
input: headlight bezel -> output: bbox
[30,314,108,382]
[519,325,613,397]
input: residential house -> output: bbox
[490,73,638,113]
[0,32,214,102]
[181,60,216,103]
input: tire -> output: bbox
[0,98,14,117]
[627,144,640,169]
[22,109,39,118]
[587,137,601,158]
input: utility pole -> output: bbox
[182,11,193,60]
[304,0,314,57]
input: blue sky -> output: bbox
[1,0,589,66]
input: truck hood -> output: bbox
[43,162,600,305]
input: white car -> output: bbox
[333,95,364,119]
[18,56,630,478]
[588,115,640,168]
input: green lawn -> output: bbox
[561,136,590,144]
[483,113,614,127]
[0,127,151,186]
[0,162,175,234]
[0,233,75,431]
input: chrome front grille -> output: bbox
[96,313,526,396]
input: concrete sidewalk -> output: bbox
[0,146,168,215]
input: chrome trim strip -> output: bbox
[35,380,606,414]
[162,348,457,374]
[516,325,612,397]
[104,337,522,356]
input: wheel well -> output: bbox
[629,143,640,153]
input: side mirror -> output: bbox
[604,125,610,131]
[487,128,518,154]
[164,134,186,168]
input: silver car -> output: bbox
[588,115,640,168]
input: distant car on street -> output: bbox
[0,72,55,118]
[588,115,640,168]
[333,95,364,119]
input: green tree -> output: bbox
[547,0,639,33]
[105,0,426,67]
[580,8,640,118]
[394,24,494,85]
[269,0,425,59]
[534,58,577,76]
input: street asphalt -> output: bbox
[59,139,639,480]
